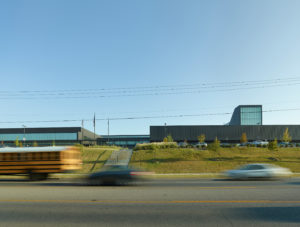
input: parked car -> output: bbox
[194,142,207,148]
[278,142,290,147]
[224,163,292,180]
[220,143,231,147]
[87,165,152,185]
[178,142,189,148]
[251,140,269,146]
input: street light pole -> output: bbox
[107,118,110,145]
[22,125,26,147]
[81,120,84,145]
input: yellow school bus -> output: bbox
[0,146,82,180]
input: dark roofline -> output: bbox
[150,125,300,127]
[0,127,82,134]
[237,105,262,108]
[99,135,149,138]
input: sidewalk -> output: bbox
[104,149,133,166]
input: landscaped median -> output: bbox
[130,144,300,174]
[78,145,121,174]
[5,144,299,180]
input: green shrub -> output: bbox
[268,138,278,151]
[134,142,178,151]
[208,137,220,152]
[162,134,174,142]
[15,137,19,147]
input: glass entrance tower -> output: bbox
[229,105,262,125]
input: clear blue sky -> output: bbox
[1,0,300,135]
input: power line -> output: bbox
[0,76,298,93]
[0,77,300,93]
[0,107,300,124]
[0,77,299,100]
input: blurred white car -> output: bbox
[194,142,207,147]
[224,163,292,179]
[251,140,269,146]
[178,142,189,148]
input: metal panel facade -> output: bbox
[150,125,300,142]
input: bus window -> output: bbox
[50,152,55,160]
[21,153,26,161]
[43,152,48,160]
[34,152,40,161]
[28,153,32,161]
[55,152,60,160]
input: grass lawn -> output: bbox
[77,145,120,174]
[130,147,300,173]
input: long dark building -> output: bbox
[150,105,300,143]
[150,125,300,143]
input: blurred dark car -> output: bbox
[87,165,151,186]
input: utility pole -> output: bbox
[107,118,110,145]
[81,120,84,145]
[93,113,96,145]
[22,125,26,147]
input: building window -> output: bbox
[240,106,262,125]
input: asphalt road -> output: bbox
[0,178,300,226]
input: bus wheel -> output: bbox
[28,172,49,181]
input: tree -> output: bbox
[163,134,174,142]
[240,132,248,144]
[268,138,278,151]
[15,137,19,147]
[166,134,174,142]
[282,128,292,143]
[208,137,220,152]
[198,134,206,143]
